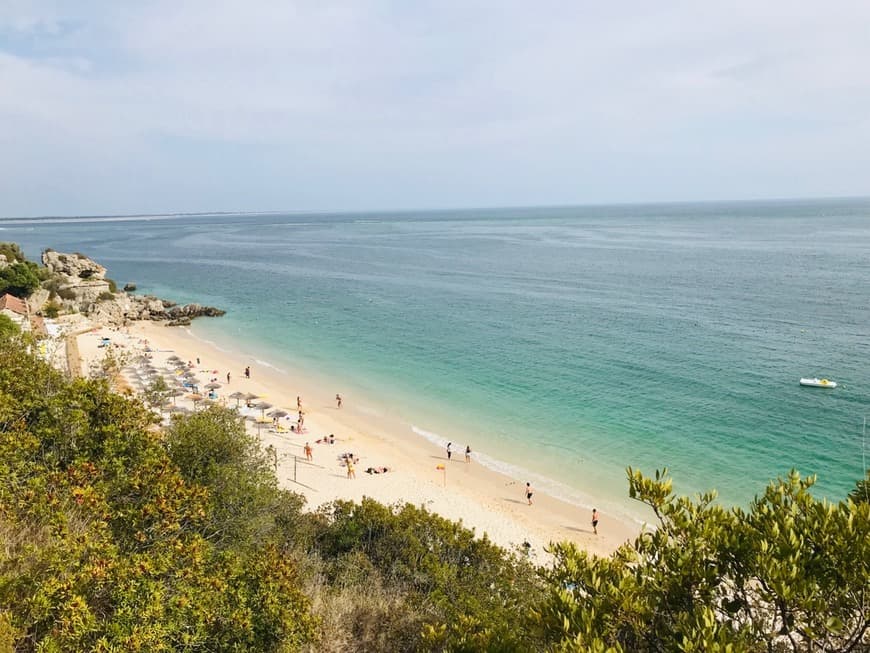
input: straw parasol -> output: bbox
[254,401,272,418]
[268,409,289,419]
[205,382,222,390]
[229,391,247,408]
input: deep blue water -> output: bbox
[4,199,869,513]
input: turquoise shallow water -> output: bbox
[5,199,869,512]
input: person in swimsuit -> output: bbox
[525,482,533,505]
[346,459,356,479]
[592,508,599,535]
[304,442,313,461]
[465,445,471,463]
[336,393,342,408]
[226,371,231,384]
[446,442,452,461]
[244,366,250,379]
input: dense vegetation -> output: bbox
[0,332,867,652]
[0,242,43,299]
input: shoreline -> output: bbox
[77,320,645,562]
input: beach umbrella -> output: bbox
[205,382,222,390]
[254,401,272,418]
[229,391,247,407]
[268,409,288,419]
[167,355,182,363]
[244,392,260,402]
[190,394,204,411]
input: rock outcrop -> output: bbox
[38,250,225,326]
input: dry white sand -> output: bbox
[76,321,644,563]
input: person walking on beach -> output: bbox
[244,366,250,379]
[525,482,534,505]
[446,442,452,461]
[592,508,599,535]
[346,458,356,479]
[336,393,342,408]
[226,371,231,384]
[297,396,302,410]
[465,445,471,463]
[304,442,313,462]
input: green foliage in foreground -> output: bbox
[0,315,18,340]
[0,335,868,652]
[538,468,870,652]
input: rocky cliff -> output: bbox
[39,250,225,326]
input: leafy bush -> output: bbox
[0,242,26,264]
[0,339,318,651]
[97,291,115,301]
[536,468,870,652]
[42,301,61,318]
[0,262,40,297]
[0,314,19,339]
[57,287,77,300]
[106,278,118,293]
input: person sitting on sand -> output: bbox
[328,434,335,444]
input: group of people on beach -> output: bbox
[445,442,472,463]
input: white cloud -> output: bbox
[1,1,869,214]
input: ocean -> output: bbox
[4,198,869,517]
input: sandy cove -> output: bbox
[76,320,643,563]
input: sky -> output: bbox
[1,1,869,216]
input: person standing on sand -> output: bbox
[336,393,342,408]
[297,396,302,409]
[446,442,452,460]
[244,366,250,379]
[465,445,471,463]
[592,508,599,535]
[304,442,313,461]
[346,458,356,479]
[525,482,534,505]
[226,371,231,384]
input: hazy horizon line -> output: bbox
[2,193,868,222]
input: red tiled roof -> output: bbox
[0,293,27,316]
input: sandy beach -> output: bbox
[75,320,643,563]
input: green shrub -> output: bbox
[98,291,115,301]
[0,242,26,264]
[42,301,61,319]
[57,287,77,300]
[106,278,118,293]
[0,314,19,340]
[0,262,40,297]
